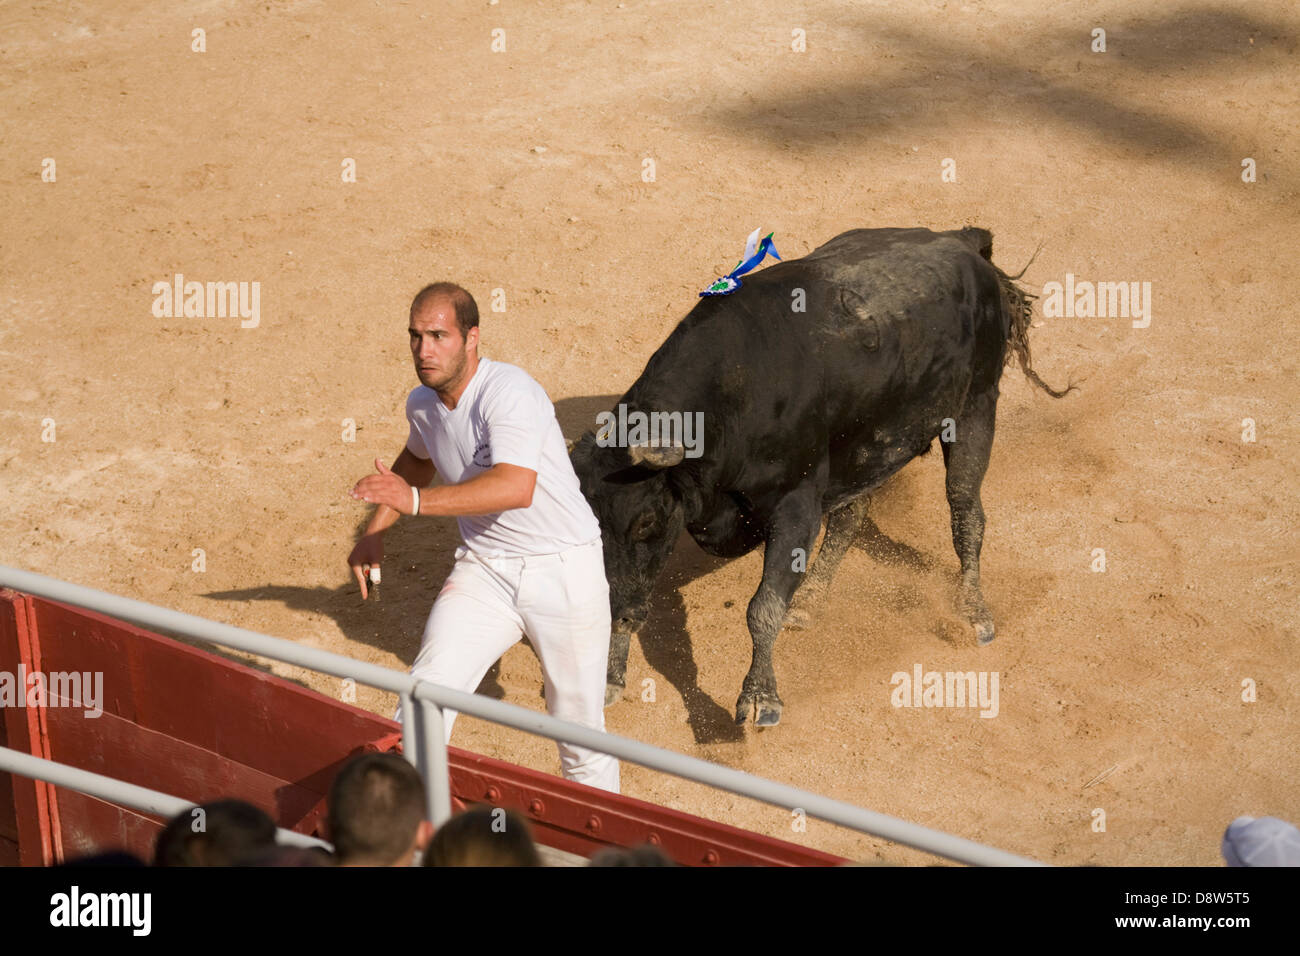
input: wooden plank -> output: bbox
[0,835,18,867]
[0,705,14,843]
[0,773,15,842]
[0,592,54,866]
[44,705,322,827]
[32,600,397,784]
[54,789,164,863]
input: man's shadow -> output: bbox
[200,516,473,694]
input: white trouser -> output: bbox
[400,538,619,794]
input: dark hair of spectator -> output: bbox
[238,845,334,867]
[154,799,277,867]
[327,752,428,866]
[424,805,541,867]
[55,850,146,867]
[588,844,676,867]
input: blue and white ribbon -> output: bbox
[700,227,781,297]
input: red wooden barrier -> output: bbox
[0,590,844,866]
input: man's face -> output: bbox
[410,300,477,392]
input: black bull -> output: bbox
[569,226,1068,726]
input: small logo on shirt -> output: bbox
[472,440,492,467]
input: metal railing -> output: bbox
[0,564,1045,866]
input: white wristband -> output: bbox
[410,485,420,517]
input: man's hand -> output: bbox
[350,458,415,515]
[346,448,436,600]
[347,533,384,600]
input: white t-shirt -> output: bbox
[404,356,601,557]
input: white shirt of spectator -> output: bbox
[405,357,602,557]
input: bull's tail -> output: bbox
[969,230,1075,399]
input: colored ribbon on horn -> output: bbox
[700,228,781,297]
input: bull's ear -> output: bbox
[601,464,663,486]
[628,442,685,469]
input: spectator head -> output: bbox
[154,799,277,867]
[424,806,541,867]
[56,850,146,868]
[1221,816,1300,867]
[327,752,432,867]
[588,844,676,867]
[238,845,334,867]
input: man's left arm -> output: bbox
[351,375,546,517]
[351,460,536,516]
[427,376,545,516]
[418,463,536,515]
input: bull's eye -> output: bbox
[629,511,658,541]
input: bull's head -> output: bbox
[568,432,686,686]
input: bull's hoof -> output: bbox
[735,691,783,727]
[958,585,995,646]
[783,606,813,631]
[604,682,624,707]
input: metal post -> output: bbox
[417,697,452,826]
[399,691,420,775]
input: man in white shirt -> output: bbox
[347,282,619,793]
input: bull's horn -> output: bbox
[565,430,594,454]
[628,442,686,468]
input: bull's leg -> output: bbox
[605,628,632,706]
[737,487,822,726]
[784,494,870,630]
[941,389,998,645]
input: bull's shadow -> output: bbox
[594,491,937,747]
[854,511,931,573]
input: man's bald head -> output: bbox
[410,283,479,338]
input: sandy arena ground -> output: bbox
[2,0,1297,865]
